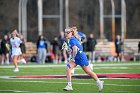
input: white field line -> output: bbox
[0,65,65,68]
[113,90,140,93]
[0,63,140,68]
[0,90,138,93]
[0,90,63,93]
[0,90,29,92]
[0,80,140,87]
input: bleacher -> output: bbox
[95,39,116,57]
[123,39,140,61]
[94,39,140,61]
[25,42,37,60]
[123,39,139,54]
[24,39,140,62]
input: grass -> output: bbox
[0,61,140,93]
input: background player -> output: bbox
[10,30,22,72]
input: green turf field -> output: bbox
[0,61,140,93]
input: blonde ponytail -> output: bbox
[73,31,80,39]
[71,27,80,39]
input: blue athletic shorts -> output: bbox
[75,52,89,66]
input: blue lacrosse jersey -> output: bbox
[78,31,86,42]
[78,31,83,37]
[68,36,89,66]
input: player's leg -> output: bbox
[66,62,76,82]
[92,51,96,63]
[5,53,9,64]
[71,68,75,74]
[63,50,67,63]
[81,66,104,92]
[37,48,42,64]
[116,52,120,62]
[1,54,5,64]
[21,54,26,64]
[63,61,76,91]
[82,66,98,80]
[42,49,46,64]
[12,55,19,72]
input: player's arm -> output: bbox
[71,45,78,62]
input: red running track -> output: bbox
[15,73,140,79]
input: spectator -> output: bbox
[18,35,26,64]
[45,40,51,62]
[51,37,60,64]
[86,33,97,63]
[7,33,12,63]
[138,41,140,53]
[58,31,67,63]
[107,56,114,62]
[30,54,37,62]
[0,35,10,64]
[36,35,47,64]
[115,35,123,62]
[0,45,2,62]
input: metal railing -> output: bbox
[99,0,126,41]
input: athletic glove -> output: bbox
[61,41,68,50]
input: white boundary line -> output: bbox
[113,90,140,93]
[0,63,140,68]
[0,90,63,93]
[0,80,140,87]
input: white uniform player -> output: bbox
[10,37,22,58]
[10,30,22,72]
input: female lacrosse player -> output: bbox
[10,30,22,72]
[63,27,104,92]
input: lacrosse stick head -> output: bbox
[61,41,68,50]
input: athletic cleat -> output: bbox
[63,85,73,91]
[21,59,26,64]
[97,81,104,92]
[13,68,19,72]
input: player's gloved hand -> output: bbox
[61,41,68,50]
[67,48,72,55]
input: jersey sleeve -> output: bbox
[15,37,21,47]
[69,38,76,48]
